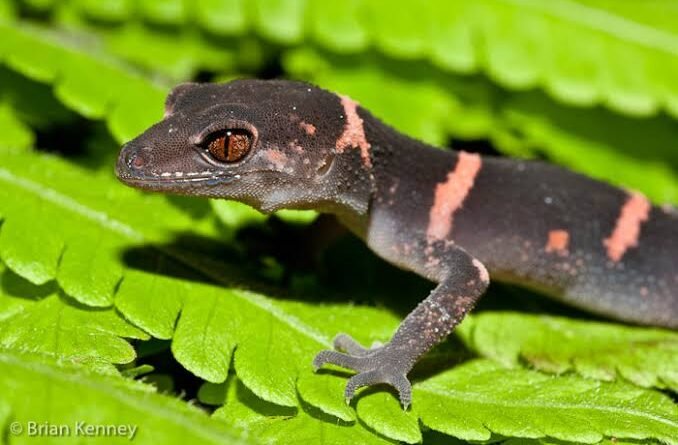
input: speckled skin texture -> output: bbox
[117,79,677,408]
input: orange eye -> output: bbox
[206,129,253,163]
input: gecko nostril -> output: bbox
[126,149,149,170]
[131,154,145,169]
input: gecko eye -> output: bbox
[204,129,253,163]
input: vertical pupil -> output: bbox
[208,135,227,160]
[226,131,251,161]
[207,130,251,162]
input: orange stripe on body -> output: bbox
[336,96,372,168]
[545,229,570,255]
[426,152,482,242]
[603,192,651,262]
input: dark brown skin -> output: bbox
[116,79,678,408]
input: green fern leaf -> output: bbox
[1,138,677,443]
[18,0,54,14]
[0,264,42,322]
[0,147,399,409]
[169,283,397,407]
[72,21,241,81]
[0,350,255,445]
[72,0,133,23]
[212,362,678,444]
[0,22,168,143]
[314,0,678,117]
[194,0,248,36]
[251,0,306,45]
[0,401,9,438]
[412,360,678,443]
[297,358,678,443]
[0,103,33,149]
[307,1,368,53]
[0,148,223,304]
[209,200,318,242]
[0,67,76,130]
[504,438,653,445]
[0,1,15,20]
[15,0,678,118]
[137,0,186,26]
[212,377,393,445]
[71,0,248,35]
[356,391,421,443]
[0,263,147,367]
[459,312,678,391]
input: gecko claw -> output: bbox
[312,334,414,408]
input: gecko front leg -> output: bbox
[313,244,489,408]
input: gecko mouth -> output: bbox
[115,159,239,192]
[116,171,239,191]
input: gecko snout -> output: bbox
[116,144,152,179]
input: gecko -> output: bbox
[116,79,677,408]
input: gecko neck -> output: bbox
[334,112,454,240]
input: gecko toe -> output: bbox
[333,334,370,356]
[343,369,412,407]
[313,350,364,371]
[389,373,412,408]
[344,370,381,401]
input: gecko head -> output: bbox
[116,79,373,214]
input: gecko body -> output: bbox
[116,80,677,407]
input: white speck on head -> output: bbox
[292,106,297,111]
[235,174,241,179]
[168,126,175,134]
[544,196,553,205]
[307,88,311,92]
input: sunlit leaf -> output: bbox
[0,350,254,445]
[0,22,168,143]
[460,312,678,391]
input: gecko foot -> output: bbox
[312,334,413,408]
